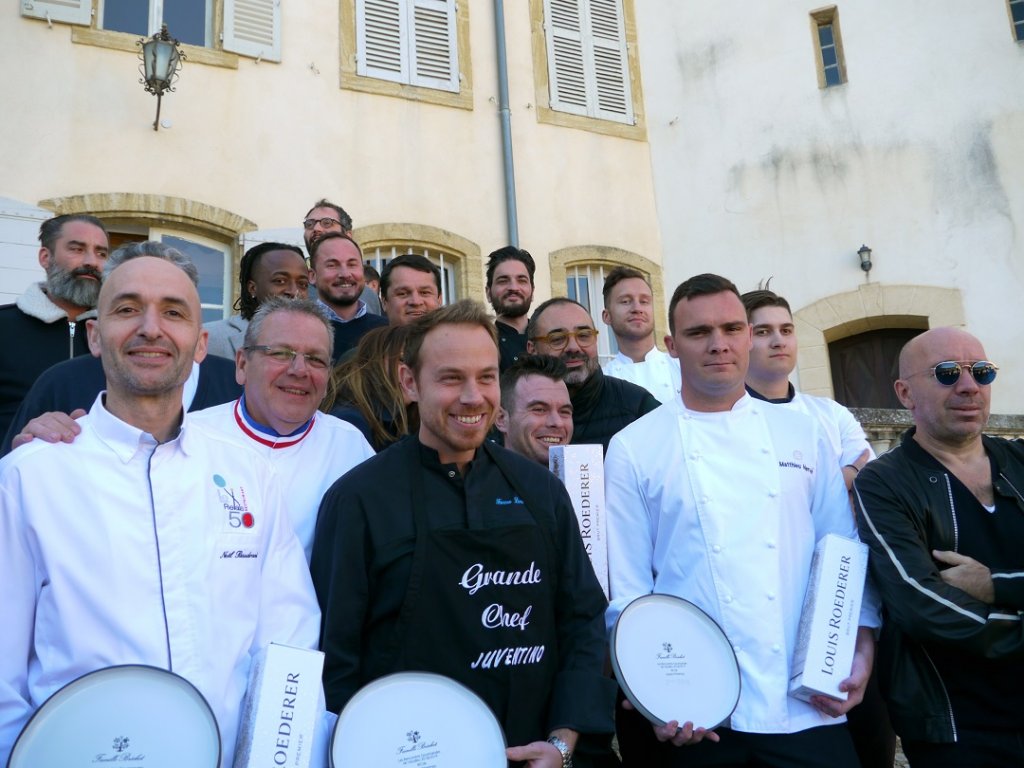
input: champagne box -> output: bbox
[789,534,868,703]
[549,444,608,597]
[234,643,325,768]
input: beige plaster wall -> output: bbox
[1,1,662,310]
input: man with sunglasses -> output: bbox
[527,298,659,453]
[854,327,1024,767]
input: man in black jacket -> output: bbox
[311,300,614,768]
[527,298,659,453]
[854,327,1024,767]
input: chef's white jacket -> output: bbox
[605,394,880,734]
[603,348,681,405]
[0,395,320,765]
[788,391,875,467]
[189,399,374,561]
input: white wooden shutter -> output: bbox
[587,0,632,123]
[223,0,281,62]
[409,0,458,92]
[357,0,407,84]
[544,0,589,117]
[20,0,91,25]
[545,0,633,124]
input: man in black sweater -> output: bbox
[309,232,386,361]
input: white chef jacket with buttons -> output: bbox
[0,395,320,766]
[788,391,875,467]
[603,348,681,405]
[605,393,880,734]
[189,398,375,562]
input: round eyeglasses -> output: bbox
[908,360,998,387]
[302,217,342,230]
[530,328,599,351]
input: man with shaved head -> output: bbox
[854,327,1024,766]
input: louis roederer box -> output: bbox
[549,444,608,597]
[234,643,325,768]
[789,534,869,703]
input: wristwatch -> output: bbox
[547,735,573,768]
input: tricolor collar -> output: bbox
[233,396,315,449]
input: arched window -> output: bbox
[38,193,256,324]
[353,223,482,305]
[550,245,667,367]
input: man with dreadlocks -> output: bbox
[204,242,311,359]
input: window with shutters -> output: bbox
[21,0,281,66]
[529,0,644,138]
[341,0,472,109]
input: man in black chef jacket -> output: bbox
[311,299,615,768]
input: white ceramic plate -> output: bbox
[8,664,220,768]
[611,594,741,729]
[330,672,507,768]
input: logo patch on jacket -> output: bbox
[213,474,255,531]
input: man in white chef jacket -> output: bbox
[0,242,320,766]
[604,273,880,767]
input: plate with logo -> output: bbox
[611,594,741,730]
[330,671,506,767]
[8,664,220,768]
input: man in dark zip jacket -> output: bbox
[0,214,108,441]
[853,327,1024,767]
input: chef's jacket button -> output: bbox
[767,592,776,600]
[772,644,781,653]
[733,645,741,654]
[723,595,733,604]
[712,545,722,553]
[761,447,770,454]
[768,489,778,497]
[766,540,776,548]
[690,452,700,461]
[700,495,709,504]
[683,413,691,420]
[447,470,456,478]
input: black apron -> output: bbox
[392,443,561,751]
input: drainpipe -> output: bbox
[493,0,519,247]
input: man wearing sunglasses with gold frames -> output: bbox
[854,327,1024,767]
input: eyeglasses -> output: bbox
[530,328,599,350]
[908,360,999,387]
[244,345,330,371]
[302,217,342,230]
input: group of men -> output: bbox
[0,210,1021,768]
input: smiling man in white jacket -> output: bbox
[604,273,880,768]
[0,243,319,766]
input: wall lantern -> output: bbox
[857,244,873,273]
[138,24,185,131]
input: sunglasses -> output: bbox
[910,360,999,387]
